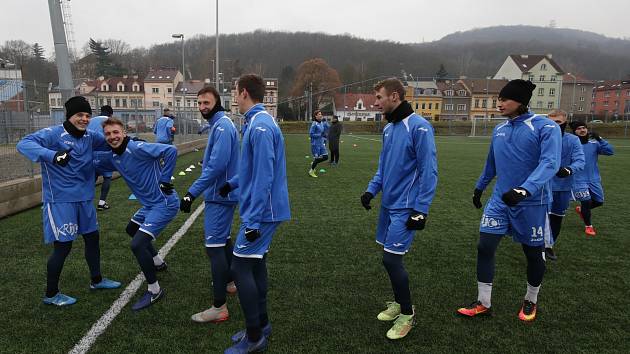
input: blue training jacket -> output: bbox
[187,111,239,203]
[310,121,324,146]
[154,116,174,144]
[96,139,178,206]
[573,137,614,184]
[476,112,562,205]
[366,113,438,214]
[236,103,290,229]
[17,125,110,202]
[87,115,108,134]
[551,133,585,191]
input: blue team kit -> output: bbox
[309,121,327,157]
[572,138,614,202]
[153,116,175,144]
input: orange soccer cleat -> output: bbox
[585,225,596,237]
[457,301,492,317]
[518,300,537,322]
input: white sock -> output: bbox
[98,200,106,206]
[477,281,493,308]
[525,283,540,304]
[153,255,164,266]
[148,281,160,294]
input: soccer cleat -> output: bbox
[518,300,537,322]
[231,323,272,343]
[575,205,583,220]
[43,293,76,306]
[456,301,492,317]
[225,334,268,354]
[97,202,110,211]
[155,262,168,272]
[308,169,318,178]
[377,301,401,321]
[191,304,229,323]
[386,308,415,340]
[545,248,557,261]
[90,278,122,290]
[132,288,165,311]
[585,226,596,237]
[226,281,237,295]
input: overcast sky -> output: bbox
[2,0,628,56]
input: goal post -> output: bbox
[469,116,508,137]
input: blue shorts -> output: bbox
[233,222,281,259]
[376,207,416,255]
[479,199,550,247]
[204,202,237,247]
[42,201,98,244]
[550,191,572,216]
[311,143,327,158]
[572,182,604,203]
[131,198,179,239]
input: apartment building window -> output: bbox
[187,100,192,107]
[117,84,124,91]
[106,98,112,106]
[101,84,109,91]
[481,99,487,108]
[580,96,585,102]
[492,99,497,108]
[550,76,556,82]
[445,104,454,111]
[582,86,587,93]
[457,104,466,111]
[176,99,181,107]
[415,103,419,110]
[578,105,584,112]
[539,75,545,82]
[528,75,535,82]
[114,99,120,107]
[428,103,433,110]
[616,91,621,97]
[549,88,555,96]
[167,88,172,94]
[458,90,467,96]
[474,99,480,108]
[435,103,439,110]
[50,98,55,105]
[99,98,104,106]
[538,88,545,96]
[421,103,425,109]
[604,92,610,97]
[627,90,630,96]
[541,63,547,71]
[444,90,453,96]
[537,101,543,108]
[152,101,160,107]
[152,87,159,94]
[168,101,172,106]
[122,99,127,107]
[57,98,61,106]
[547,102,553,109]
[132,84,140,92]
[603,101,608,106]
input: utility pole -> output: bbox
[48,0,74,103]
[215,0,220,90]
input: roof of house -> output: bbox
[458,78,509,94]
[562,74,594,85]
[593,80,630,91]
[436,81,469,96]
[86,76,144,93]
[333,93,378,111]
[508,54,564,74]
[145,68,180,82]
[175,80,207,95]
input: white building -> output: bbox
[333,93,382,121]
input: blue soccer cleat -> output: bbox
[132,288,165,311]
[90,278,122,290]
[43,293,76,306]
[231,323,272,343]
[225,334,268,354]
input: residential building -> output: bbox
[230,78,278,117]
[0,59,24,112]
[333,93,381,121]
[494,54,564,114]
[437,81,470,120]
[405,80,442,120]
[458,78,508,119]
[49,75,145,111]
[592,80,630,121]
[144,68,183,110]
[560,74,595,120]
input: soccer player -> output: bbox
[88,105,114,211]
[360,78,438,340]
[308,110,328,178]
[16,96,121,306]
[97,117,178,311]
[570,121,615,236]
[328,115,342,166]
[180,86,240,323]
[545,110,585,260]
[458,79,561,322]
[153,108,176,144]
[222,74,290,354]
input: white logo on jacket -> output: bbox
[255,127,267,132]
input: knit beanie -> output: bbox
[65,96,92,119]
[498,79,536,106]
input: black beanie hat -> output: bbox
[100,105,113,116]
[65,96,92,119]
[499,79,537,106]
[569,120,587,132]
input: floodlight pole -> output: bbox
[215,0,220,90]
[48,0,74,103]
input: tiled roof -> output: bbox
[458,79,509,94]
[333,93,378,111]
[509,54,564,73]
[145,68,180,82]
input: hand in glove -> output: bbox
[53,150,71,167]
[501,188,530,207]
[218,182,232,198]
[180,192,194,213]
[245,228,261,242]
[360,192,374,210]
[472,188,483,209]
[556,167,572,178]
[405,211,427,230]
[159,182,174,195]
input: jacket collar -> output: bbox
[112,136,130,155]
[244,103,266,122]
[63,120,86,138]
[207,110,226,126]
[508,111,535,123]
[385,101,414,124]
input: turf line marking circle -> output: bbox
[68,203,205,354]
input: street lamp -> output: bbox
[567,72,577,120]
[172,33,185,81]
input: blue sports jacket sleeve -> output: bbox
[568,138,585,172]
[188,127,234,198]
[412,125,438,214]
[94,153,117,173]
[91,131,111,151]
[366,152,384,196]
[520,126,561,195]
[248,128,275,229]
[167,120,174,139]
[597,140,614,156]
[135,142,177,183]
[16,128,58,163]
[475,139,496,191]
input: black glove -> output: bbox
[180,192,194,213]
[360,192,374,210]
[556,167,572,178]
[53,150,71,167]
[472,188,483,209]
[218,182,232,198]
[405,211,427,230]
[590,132,602,142]
[501,188,530,207]
[131,136,146,142]
[159,182,174,195]
[245,228,261,242]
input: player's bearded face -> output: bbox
[198,93,216,118]
[68,112,91,131]
[104,124,127,148]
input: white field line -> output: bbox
[68,203,204,354]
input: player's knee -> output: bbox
[477,233,499,258]
[522,244,545,262]
[382,251,403,271]
[130,231,151,253]
[125,221,140,237]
